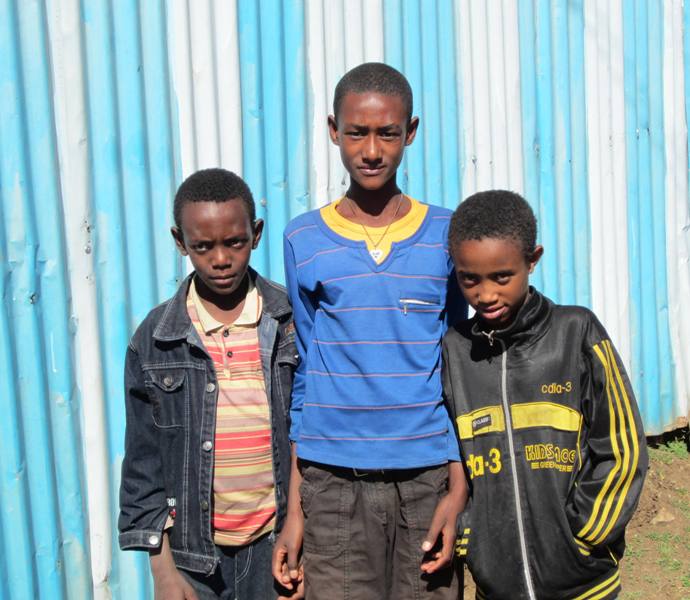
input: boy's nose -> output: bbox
[363,136,382,161]
[212,248,232,268]
[477,285,498,305]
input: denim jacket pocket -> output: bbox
[145,368,187,428]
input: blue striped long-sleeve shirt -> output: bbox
[284,201,464,469]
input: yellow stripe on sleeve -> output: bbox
[585,342,633,544]
[590,341,640,545]
[574,537,592,556]
[577,343,623,541]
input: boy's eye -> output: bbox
[346,130,365,138]
[379,131,399,140]
[227,239,248,249]
[495,273,512,284]
[192,243,211,252]
[458,274,478,286]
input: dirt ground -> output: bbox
[461,428,690,600]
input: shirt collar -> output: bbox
[188,275,262,333]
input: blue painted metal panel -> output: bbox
[283,0,311,222]
[382,0,463,207]
[259,0,290,282]
[566,0,591,309]
[239,0,269,277]
[436,0,463,210]
[517,0,590,306]
[622,0,674,434]
[0,1,92,598]
[80,1,182,596]
[138,0,184,300]
[14,1,91,596]
[238,0,308,285]
[81,0,143,596]
[518,0,544,293]
[0,3,42,596]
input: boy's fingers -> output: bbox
[421,523,456,573]
[273,546,295,587]
[271,546,285,581]
[421,509,445,552]
[182,579,199,600]
[287,545,300,579]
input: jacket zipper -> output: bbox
[399,297,436,315]
[498,338,536,599]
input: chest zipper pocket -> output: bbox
[399,297,440,315]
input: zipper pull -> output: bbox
[481,329,495,346]
[402,301,408,315]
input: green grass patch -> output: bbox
[671,495,690,516]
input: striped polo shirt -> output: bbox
[187,277,276,546]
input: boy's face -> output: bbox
[328,92,418,192]
[172,198,263,299]
[451,237,543,330]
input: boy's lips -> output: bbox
[210,274,236,285]
[478,306,508,321]
[359,166,386,176]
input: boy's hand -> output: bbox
[276,564,305,599]
[272,511,304,591]
[152,568,198,600]
[150,532,199,600]
[420,462,468,574]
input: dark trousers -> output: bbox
[300,462,459,600]
[180,532,276,599]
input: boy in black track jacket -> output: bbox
[443,191,647,600]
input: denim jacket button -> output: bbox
[163,376,173,387]
[206,382,216,393]
[201,500,209,511]
[202,440,213,452]
[148,534,160,546]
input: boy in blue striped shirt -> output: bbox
[272,63,468,599]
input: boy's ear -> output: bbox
[171,226,188,256]
[405,116,420,146]
[251,219,264,249]
[327,115,339,145]
[528,245,544,273]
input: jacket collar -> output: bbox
[153,267,290,342]
[470,286,552,348]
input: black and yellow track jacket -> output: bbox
[443,289,647,600]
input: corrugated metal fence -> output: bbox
[0,1,688,597]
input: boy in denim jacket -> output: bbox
[119,169,298,599]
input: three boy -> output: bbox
[443,190,647,599]
[119,64,647,600]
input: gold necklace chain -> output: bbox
[347,193,404,251]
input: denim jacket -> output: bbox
[118,268,297,574]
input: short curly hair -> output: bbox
[333,62,413,125]
[449,190,537,259]
[173,168,255,229]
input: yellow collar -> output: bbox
[320,195,425,238]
